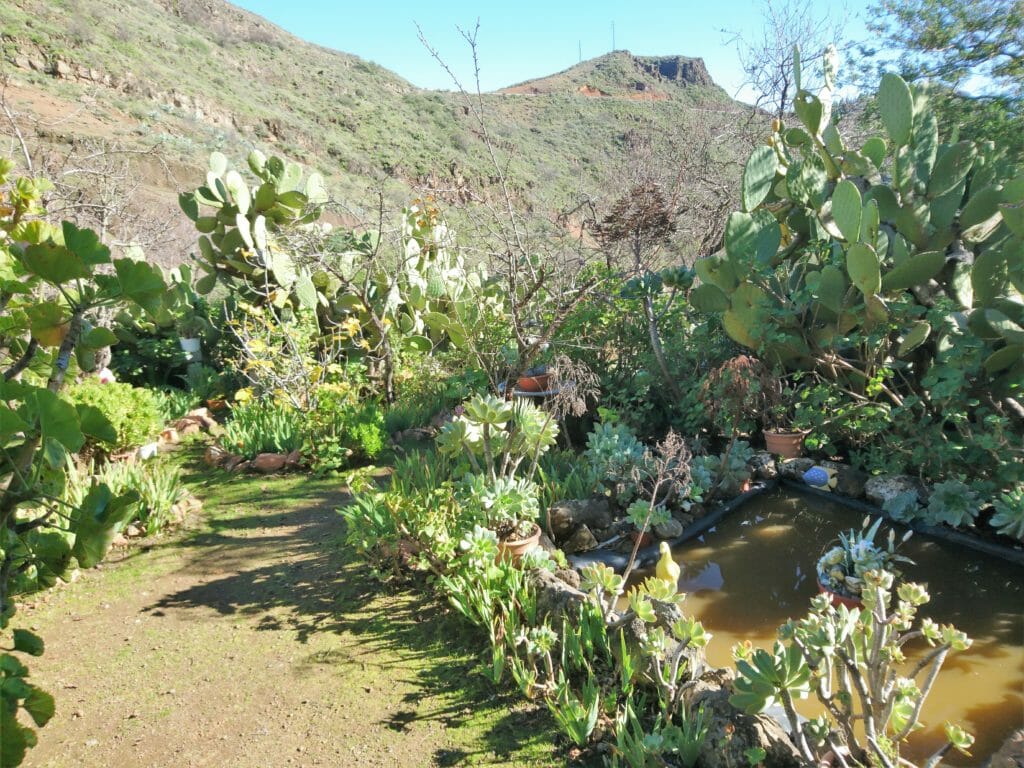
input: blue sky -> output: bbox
[232,1,873,102]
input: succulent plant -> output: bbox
[882,489,922,523]
[924,478,982,528]
[816,517,913,597]
[990,486,1024,540]
[583,421,651,505]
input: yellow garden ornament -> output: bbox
[655,541,680,586]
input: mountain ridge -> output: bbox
[0,0,749,264]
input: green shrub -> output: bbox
[66,380,164,451]
[307,386,386,471]
[219,400,304,459]
[63,459,185,537]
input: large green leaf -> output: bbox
[984,345,1023,374]
[23,687,55,728]
[294,271,318,309]
[861,137,887,168]
[898,321,931,357]
[928,142,976,198]
[742,145,778,212]
[113,259,166,314]
[689,283,730,313]
[70,485,139,568]
[0,404,29,440]
[880,251,945,292]
[831,180,862,242]
[81,326,118,350]
[846,243,881,296]
[20,242,89,284]
[794,92,823,136]
[972,249,1008,305]
[31,388,84,452]
[12,629,44,657]
[878,74,913,146]
[62,222,110,267]
[1001,203,1024,237]
[816,265,848,314]
[25,302,68,348]
[75,403,117,445]
[0,709,29,767]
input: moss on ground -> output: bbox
[18,450,566,767]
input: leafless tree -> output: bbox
[417,23,612,387]
[0,75,183,263]
[725,0,849,120]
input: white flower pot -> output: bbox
[179,336,202,362]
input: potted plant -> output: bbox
[517,364,551,393]
[438,393,559,561]
[816,517,913,608]
[760,370,807,459]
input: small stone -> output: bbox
[822,461,867,498]
[778,457,815,481]
[864,475,925,508]
[987,728,1024,768]
[204,445,229,467]
[548,498,613,540]
[554,568,581,589]
[750,451,778,480]
[223,455,245,472]
[654,518,684,539]
[562,524,598,554]
[253,453,288,474]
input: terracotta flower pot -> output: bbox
[765,429,806,459]
[628,529,654,548]
[817,580,863,610]
[516,373,551,392]
[498,523,542,562]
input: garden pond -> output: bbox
[644,489,1023,765]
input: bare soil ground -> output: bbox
[18,459,559,767]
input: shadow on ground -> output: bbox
[144,453,568,766]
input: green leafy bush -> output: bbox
[306,385,386,471]
[583,421,650,506]
[66,459,185,536]
[219,400,304,459]
[66,380,164,451]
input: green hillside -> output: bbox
[0,0,751,261]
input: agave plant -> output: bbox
[816,517,913,598]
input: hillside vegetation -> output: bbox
[0,0,750,262]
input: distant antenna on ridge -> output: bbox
[611,21,615,51]
[578,40,582,62]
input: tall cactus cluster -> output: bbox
[318,199,481,356]
[179,150,327,310]
[691,48,1024,400]
[179,153,490,398]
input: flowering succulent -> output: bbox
[816,517,913,598]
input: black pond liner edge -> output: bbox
[567,478,780,573]
[568,476,1024,572]
[778,477,1024,568]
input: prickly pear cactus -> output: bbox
[179,150,327,310]
[692,46,1024,393]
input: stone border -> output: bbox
[567,479,780,572]
[780,478,1024,568]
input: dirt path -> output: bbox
[18,465,557,767]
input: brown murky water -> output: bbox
[658,490,1023,765]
